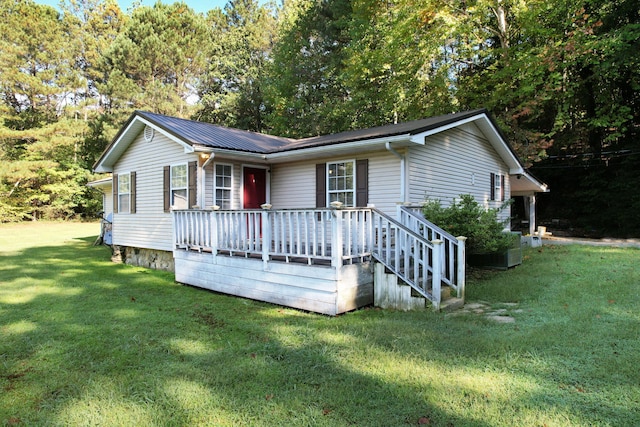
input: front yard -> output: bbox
[1,222,639,426]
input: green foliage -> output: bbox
[195,0,277,131]
[263,0,354,137]
[100,2,208,117]
[422,194,514,254]
[0,0,638,232]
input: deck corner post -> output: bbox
[210,211,218,263]
[262,210,271,270]
[171,210,177,251]
[431,239,444,311]
[331,209,344,272]
[456,236,467,299]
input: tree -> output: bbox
[264,0,354,137]
[61,0,126,116]
[0,0,79,125]
[100,2,208,117]
[195,0,277,131]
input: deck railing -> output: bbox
[173,208,374,266]
[368,208,442,306]
[398,205,466,300]
[173,206,465,310]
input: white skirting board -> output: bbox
[174,250,373,315]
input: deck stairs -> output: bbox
[370,206,466,312]
[374,263,464,311]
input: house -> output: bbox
[91,109,548,314]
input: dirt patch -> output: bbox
[447,301,519,323]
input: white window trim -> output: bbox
[117,171,131,214]
[214,162,234,209]
[170,163,188,209]
[493,172,503,202]
[326,159,356,207]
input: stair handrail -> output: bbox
[369,208,444,308]
[398,205,458,242]
[398,205,466,300]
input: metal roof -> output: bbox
[95,108,549,198]
[136,109,490,154]
[137,111,293,153]
[279,109,489,152]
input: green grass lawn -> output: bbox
[1,222,639,426]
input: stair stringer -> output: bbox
[373,262,427,311]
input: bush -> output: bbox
[422,194,513,254]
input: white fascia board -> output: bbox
[94,116,194,173]
[511,171,549,194]
[208,148,269,162]
[265,134,411,163]
[87,177,113,188]
[408,115,484,144]
[94,118,143,172]
[411,113,524,173]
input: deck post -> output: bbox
[171,210,177,250]
[262,209,271,270]
[211,211,218,263]
[431,239,443,311]
[331,209,344,274]
[456,236,466,299]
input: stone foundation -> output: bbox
[112,246,175,272]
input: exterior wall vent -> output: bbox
[143,125,155,142]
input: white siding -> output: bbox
[104,189,113,217]
[408,124,511,224]
[270,161,316,208]
[367,150,403,215]
[112,132,197,251]
[270,150,402,217]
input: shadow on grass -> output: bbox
[1,236,639,425]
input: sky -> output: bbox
[35,0,231,15]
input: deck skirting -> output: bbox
[174,250,374,315]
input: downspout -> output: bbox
[200,153,215,208]
[385,142,406,203]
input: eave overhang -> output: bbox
[511,171,549,196]
[93,113,195,173]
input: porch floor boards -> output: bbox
[177,244,371,267]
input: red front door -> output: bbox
[243,167,267,209]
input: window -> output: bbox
[491,172,505,201]
[215,164,232,209]
[118,173,131,213]
[164,162,196,212]
[171,164,188,209]
[327,161,355,207]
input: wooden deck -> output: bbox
[172,207,465,314]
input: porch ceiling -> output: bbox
[511,172,549,195]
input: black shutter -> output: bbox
[355,159,368,207]
[490,173,495,201]
[130,171,136,214]
[163,166,170,212]
[500,174,505,202]
[112,174,118,213]
[188,161,197,208]
[316,163,326,207]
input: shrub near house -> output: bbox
[422,195,521,268]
